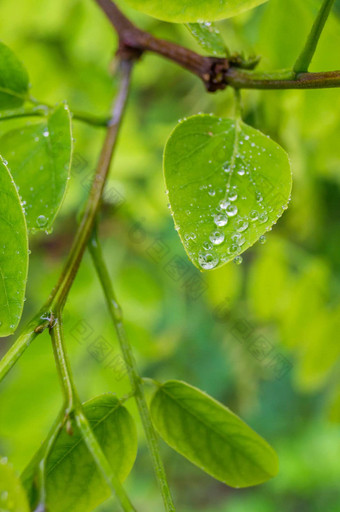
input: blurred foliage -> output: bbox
[1,0,340,510]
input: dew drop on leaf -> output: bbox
[226,204,238,217]
[198,251,219,270]
[209,231,225,245]
[219,200,230,210]
[249,210,259,222]
[36,215,48,227]
[214,213,228,227]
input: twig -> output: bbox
[94,0,340,91]
[48,58,133,310]
[0,312,48,382]
[94,0,229,91]
[50,310,137,512]
[294,0,336,73]
[225,68,340,89]
[88,229,176,512]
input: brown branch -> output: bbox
[94,0,340,92]
[94,0,229,91]
[48,58,134,310]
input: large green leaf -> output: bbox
[0,458,30,512]
[22,394,137,512]
[0,103,73,232]
[0,42,29,109]
[164,115,292,270]
[187,22,228,57]
[0,158,28,337]
[150,380,279,487]
[121,0,267,22]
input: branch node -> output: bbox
[204,59,230,92]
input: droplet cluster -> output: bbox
[176,122,291,270]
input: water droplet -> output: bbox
[232,233,246,246]
[184,233,196,241]
[226,204,238,217]
[259,235,266,244]
[219,200,230,210]
[198,251,219,270]
[258,212,268,224]
[214,214,228,227]
[233,255,243,265]
[208,189,215,197]
[228,243,239,254]
[249,210,259,222]
[228,191,238,202]
[236,218,249,232]
[43,130,49,137]
[36,215,48,227]
[203,241,213,250]
[209,230,224,245]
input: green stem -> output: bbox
[72,110,110,127]
[0,105,49,122]
[0,312,49,382]
[29,96,110,127]
[234,89,242,119]
[88,229,176,512]
[293,0,336,73]
[0,103,109,127]
[50,310,136,512]
[35,410,66,507]
[50,313,79,412]
[226,68,340,89]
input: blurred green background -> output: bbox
[1,0,340,510]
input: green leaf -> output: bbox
[0,104,73,232]
[163,114,292,270]
[22,394,137,512]
[120,0,267,22]
[150,380,279,487]
[0,458,30,512]
[0,158,28,337]
[187,22,228,57]
[0,42,29,109]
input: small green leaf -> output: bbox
[187,22,228,57]
[0,104,73,232]
[22,394,137,512]
[120,0,267,22]
[163,115,292,270]
[0,42,29,109]
[0,158,28,337]
[150,380,279,487]
[0,458,30,512]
